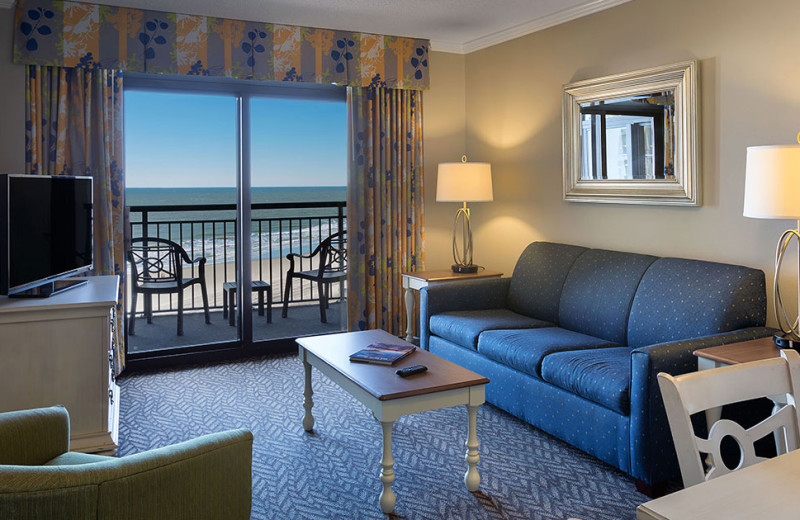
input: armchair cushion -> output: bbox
[477,327,617,378]
[45,452,108,466]
[541,346,632,414]
[429,309,551,350]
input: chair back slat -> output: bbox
[316,231,347,277]
[128,238,186,285]
[658,349,800,488]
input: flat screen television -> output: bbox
[0,174,93,297]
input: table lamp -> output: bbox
[743,141,800,346]
[437,156,493,273]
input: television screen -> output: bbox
[1,175,93,294]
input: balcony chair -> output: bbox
[282,230,347,323]
[658,349,800,489]
[127,237,211,336]
[0,405,253,519]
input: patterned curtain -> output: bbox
[347,87,425,335]
[25,65,127,375]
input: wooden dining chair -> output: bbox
[657,349,800,488]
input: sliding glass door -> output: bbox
[249,97,347,342]
[123,75,345,361]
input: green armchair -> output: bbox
[0,406,253,519]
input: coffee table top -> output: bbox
[297,329,489,401]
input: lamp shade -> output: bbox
[744,145,800,219]
[436,162,493,202]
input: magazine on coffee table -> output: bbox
[349,342,416,365]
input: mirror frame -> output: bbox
[562,60,699,205]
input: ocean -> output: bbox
[126,187,347,263]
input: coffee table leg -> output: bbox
[379,420,396,513]
[302,357,314,432]
[465,405,480,492]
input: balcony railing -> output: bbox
[127,201,346,317]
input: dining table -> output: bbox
[637,448,800,519]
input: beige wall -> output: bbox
[423,51,467,269]
[458,0,800,326]
[0,8,26,173]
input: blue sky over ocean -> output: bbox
[124,90,346,188]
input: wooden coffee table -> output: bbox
[296,329,489,514]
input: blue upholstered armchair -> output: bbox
[0,406,253,519]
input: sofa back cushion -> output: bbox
[627,258,766,347]
[506,242,588,323]
[559,249,657,344]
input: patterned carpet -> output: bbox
[118,353,649,519]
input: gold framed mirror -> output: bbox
[562,60,699,205]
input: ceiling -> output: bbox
[2,0,632,54]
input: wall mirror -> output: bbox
[562,60,698,205]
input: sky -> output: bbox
[124,90,347,188]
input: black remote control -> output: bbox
[396,365,427,377]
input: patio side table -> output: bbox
[222,281,273,326]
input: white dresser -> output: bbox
[0,275,120,454]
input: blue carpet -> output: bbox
[118,353,648,519]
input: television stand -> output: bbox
[10,278,89,298]
[0,275,120,453]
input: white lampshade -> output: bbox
[436,162,493,202]
[744,145,800,219]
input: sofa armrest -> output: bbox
[420,278,511,350]
[628,326,774,484]
[0,429,254,520]
[0,405,69,466]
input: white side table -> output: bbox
[400,269,502,342]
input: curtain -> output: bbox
[25,65,127,375]
[347,87,425,335]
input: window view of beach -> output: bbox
[125,89,346,353]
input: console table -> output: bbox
[401,269,502,342]
[0,275,120,454]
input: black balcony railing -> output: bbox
[127,201,346,317]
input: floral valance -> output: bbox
[12,0,430,90]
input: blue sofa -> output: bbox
[420,242,771,489]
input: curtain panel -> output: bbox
[347,87,425,335]
[12,0,430,90]
[26,65,127,375]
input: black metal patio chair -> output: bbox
[127,237,211,336]
[282,230,347,323]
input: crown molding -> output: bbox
[433,0,632,55]
[0,0,17,8]
[430,40,466,54]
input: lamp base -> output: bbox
[451,264,479,274]
[774,333,800,349]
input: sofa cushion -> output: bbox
[477,327,617,378]
[429,309,551,350]
[541,347,632,415]
[627,258,767,347]
[506,242,588,323]
[559,249,657,344]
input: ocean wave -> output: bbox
[163,222,345,264]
